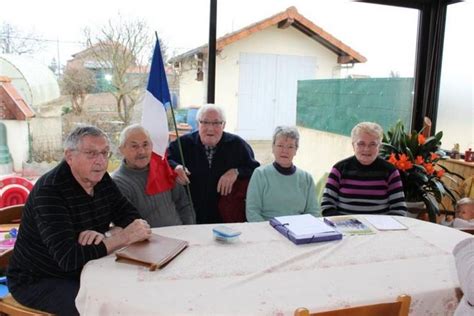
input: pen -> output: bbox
[324,218,336,228]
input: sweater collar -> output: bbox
[273,161,296,175]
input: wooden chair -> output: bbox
[0,294,54,316]
[294,295,411,316]
[0,204,53,315]
[0,204,24,225]
[0,204,23,270]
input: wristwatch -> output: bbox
[104,231,112,238]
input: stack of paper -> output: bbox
[363,215,408,230]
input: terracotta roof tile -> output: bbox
[171,6,366,64]
[0,77,35,120]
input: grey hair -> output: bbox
[351,122,383,143]
[456,197,474,211]
[196,104,226,122]
[63,125,109,150]
[119,124,151,148]
[272,126,300,149]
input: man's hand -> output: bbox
[103,219,152,254]
[217,168,238,196]
[78,230,105,246]
[122,219,152,245]
[175,165,191,185]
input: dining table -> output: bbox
[75,216,471,315]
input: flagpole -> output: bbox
[155,32,195,214]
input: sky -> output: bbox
[1,0,471,148]
[0,0,471,78]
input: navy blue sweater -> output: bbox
[168,131,259,223]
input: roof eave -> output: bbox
[170,6,367,64]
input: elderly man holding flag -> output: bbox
[112,38,195,227]
[112,124,195,227]
[168,104,260,224]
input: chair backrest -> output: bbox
[294,295,411,316]
[459,228,474,235]
[0,204,24,224]
[0,294,54,316]
[315,172,329,208]
[217,178,250,223]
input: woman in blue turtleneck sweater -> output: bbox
[246,126,319,222]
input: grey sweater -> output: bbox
[112,162,195,227]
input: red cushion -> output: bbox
[217,178,250,223]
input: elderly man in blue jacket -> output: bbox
[168,104,260,224]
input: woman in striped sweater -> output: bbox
[321,122,407,216]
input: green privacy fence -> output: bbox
[296,78,414,136]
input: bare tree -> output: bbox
[84,16,153,125]
[0,22,44,54]
[60,66,96,115]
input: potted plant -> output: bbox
[379,121,462,222]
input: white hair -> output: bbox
[196,104,226,122]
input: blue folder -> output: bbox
[269,216,342,245]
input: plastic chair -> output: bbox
[294,294,411,316]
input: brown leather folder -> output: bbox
[115,233,188,271]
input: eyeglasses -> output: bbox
[355,141,380,149]
[75,150,112,160]
[199,120,224,127]
[274,144,297,150]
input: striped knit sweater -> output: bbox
[7,160,140,291]
[321,156,407,216]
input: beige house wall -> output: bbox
[177,25,342,133]
[178,66,206,108]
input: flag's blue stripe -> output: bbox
[147,39,171,107]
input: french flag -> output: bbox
[141,38,176,195]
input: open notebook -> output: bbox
[116,233,188,271]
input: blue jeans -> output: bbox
[9,278,79,316]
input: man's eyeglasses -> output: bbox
[199,120,224,127]
[75,150,112,160]
[355,141,380,149]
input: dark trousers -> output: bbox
[10,278,79,316]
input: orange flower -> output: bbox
[418,134,426,145]
[424,163,435,175]
[415,155,424,165]
[430,152,439,161]
[396,154,413,171]
[388,153,398,165]
[436,169,445,178]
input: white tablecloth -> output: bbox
[76,216,472,315]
